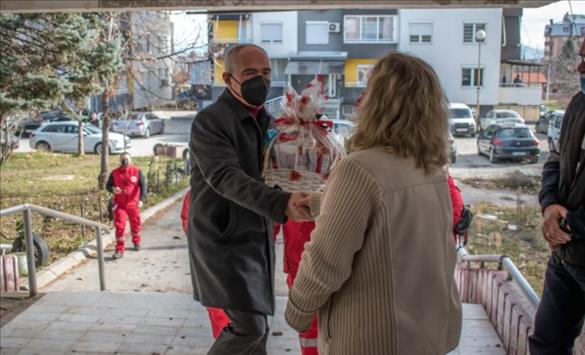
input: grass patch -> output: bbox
[462,171,541,195]
[0,152,188,263]
[466,202,549,295]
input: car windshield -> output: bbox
[449,108,472,119]
[84,125,101,134]
[496,111,519,118]
[498,127,532,139]
[127,114,142,120]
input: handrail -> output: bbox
[0,204,110,297]
[457,247,540,307]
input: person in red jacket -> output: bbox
[106,153,146,259]
[274,220,318,355]
[181,190,230,339]
[449,175,464,242]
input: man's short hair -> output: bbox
[224,44,268,74]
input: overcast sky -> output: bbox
[171,1,585,52]
[523,0,585,49]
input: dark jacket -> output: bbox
[188,90,291,315]
[539,91,585,267]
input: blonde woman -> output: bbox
[285,52,462,355]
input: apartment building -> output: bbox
[198,8,538,119]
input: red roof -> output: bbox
[519,72,547,84]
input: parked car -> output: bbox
[30,122,131,154]
[479,110,525,130]
[18,121,43,138]
[448,102,476,137]
[110,112,164,138]
[539,104,549,118]
[329,119,355,150]
[477,123,540,164]
[547,110,564,153]
[0,131,20,150]
[449,131,457,163]
[536,110,564,135]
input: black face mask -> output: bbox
[230,75,271,107]
[121,159,130,167]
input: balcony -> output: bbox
[498,84,542,106]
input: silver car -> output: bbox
[30,122,131,154]
[110,112,164,138]
[479,110,525,130]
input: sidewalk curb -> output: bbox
[34,188,189,290]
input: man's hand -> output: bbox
[138,201,143,209]
[542,204,571,249]
[286,192,312,221]
[113,187,122,195]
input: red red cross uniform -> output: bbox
[111,165,142,253]
[275,221,319,355]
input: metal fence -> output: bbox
[0,204,109,296]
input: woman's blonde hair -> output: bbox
[349,52,449,175]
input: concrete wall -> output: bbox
[498,86,542,106]
[251,11,298,58]
[398,8,503,107]
[298,10,344,53]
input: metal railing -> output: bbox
[457,247,539,307]
[0,204,110,297]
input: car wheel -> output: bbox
[144,128,150,138]
[182,148,190,160]
[530,156,540,164]
[95,143,105,155]
[489,148,498,164]
[35,142,51,152]
[450,153,456,164]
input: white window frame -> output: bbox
[357,64,374,87]
[463,22,487,44]
[260,22,283,44]
[306,21,330,45]
[409,22,433,44]
[343,15,397,44]
[461,66,485,87]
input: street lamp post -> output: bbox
[475,29,486,130]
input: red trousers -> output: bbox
[113,204,141,253]
[280,220,319,355]
[208,307,230,338]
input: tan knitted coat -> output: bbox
[285,147,462,355]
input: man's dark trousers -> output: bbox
[529,257,585,355]
[207,309,269,355]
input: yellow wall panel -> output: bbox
[214,59,226,86]
[213,20,239,42]
[344,59,378,83]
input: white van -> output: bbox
[448,103,477,137]
[547,111,564,153]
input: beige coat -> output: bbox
[285,147,462,355]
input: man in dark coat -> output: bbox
[529,39,585,355]
[188,43,309,355]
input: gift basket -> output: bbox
[263,77,347,192]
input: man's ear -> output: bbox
[222,72,231,86]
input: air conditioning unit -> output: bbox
[329,22,341,33]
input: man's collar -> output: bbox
[220,89,270,123]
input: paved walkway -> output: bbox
[1,201,505,354]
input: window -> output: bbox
[261,23,283,44]
[357,64,374,87]
[42,125,64,133]
[563,26,570,33]
[409,22,433,43]
[66,125,79,134]
[344,15,396,43]
[463,23,486,43]
[461,67,484,87]
[306,21,329,45]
